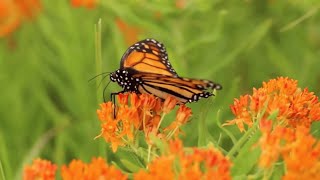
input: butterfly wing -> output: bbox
[110,38,222,104]
[134,73,222,104]
[120,38,178,77]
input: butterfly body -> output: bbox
[109,38,222,104]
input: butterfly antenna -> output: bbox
[103,80,112,102]
[88,72,111,82]
[97,74,110,89]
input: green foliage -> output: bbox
[0,0,320,179]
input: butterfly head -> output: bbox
[109,71,118,83]
[110,69,139,92]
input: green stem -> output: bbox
[226,120,259,158]
[156,113,166,133]
[121,137,139,154]
[94,19,102,104]
[227,99,269,158]
[166,125,180,140]
[147,145,152,164]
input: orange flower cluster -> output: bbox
[259,120,320,179]
[224,77,320,132]
[24,157,126,180]
[23,141,230,180]
[23,158,57,180]
[134,139,232,180]
[96,93,192,152]
[0,0,41,37]
[61,157,127,180]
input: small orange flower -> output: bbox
[23,158,57,180]
[71,0,96,9]
[163,96,178,114]
[134,156,175,180]
[60,159,85,180]
[140,94,158,111]
[130,92,141,108]
[96,102,125,152]
[224,95,251,132]
[176,105,192,124]
[134,139,232,180]
[163,105,192,138]
[61,157,127,180]
[95,93,190,152]
[117,93,129,105]
[224,77,320,132]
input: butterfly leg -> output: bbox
[110,91,125,119]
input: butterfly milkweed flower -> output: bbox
[23,158,57,180]
[95,93,192,152]
[134,139,232,180]
[224,77,320,132]
[61,157,127,180]
[258,120,320,179]
[0,0,41,38]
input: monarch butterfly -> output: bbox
[108,38,222,104]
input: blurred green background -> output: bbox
[1,0,320,178]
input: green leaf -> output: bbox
[119,159,144,173]
[231,130,261,176]
[116,148,145,173]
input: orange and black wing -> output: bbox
[134,73,222,104]
[120,38,178,77]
